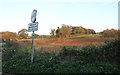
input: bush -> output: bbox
[2,40,20,60]
[101,29,118,37]
[99,39,120,63]
[58,46,79,56]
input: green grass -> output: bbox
[69,34,102,39]
[2,39,120,73]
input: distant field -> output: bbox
[19,35,115,52]
[69,34,102,38]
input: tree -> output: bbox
[87,29,96,34]
[51,24,96,38]
[56,27,60,37]
[34,33,40,39]
[60,25,72,37]
[18,29,28,39]
[101,29,118,37]
[51,29,55,36]
[2,31,20,42]
[71,26,85,34]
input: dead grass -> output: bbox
[36,37,114,52]
[18,37,114,53]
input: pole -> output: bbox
[31,31,34,64]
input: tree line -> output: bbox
[50,24,119,38]
[0,24,119,42]
[0,29,38,42]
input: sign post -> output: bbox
[28,9,38,64]
[31,31,34,64]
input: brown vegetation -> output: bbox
[1,31,20,42]
[100,29,118,38]
[19,37,114,52]
[51,24,96,38]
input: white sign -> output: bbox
[28,22,38,32]
[31,9,37,23]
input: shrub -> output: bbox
[99,39,120,63]
[58,46,79,56]
[2,39,20,60]
[101,29,118,37]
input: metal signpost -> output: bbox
[28,9,38,64]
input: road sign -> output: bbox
[31,9,37,23]
[28,22,38,32]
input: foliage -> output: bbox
[60,25,71,37]
[2,39,120,73]
[34,33,40,39]
[2,40,20,60]
[101,29,118,37]
[50,29,55,37]
[0,32,2,43]
[0,38,2,43]
[1,31,20,41]
[56,27,60,37]
[50,24,96,38]
[58,39,120,64]
[18,29,28,39]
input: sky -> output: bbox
[0,0,119,35]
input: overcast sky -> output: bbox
[0,0,119,35]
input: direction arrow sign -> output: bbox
[28,22,38,32]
